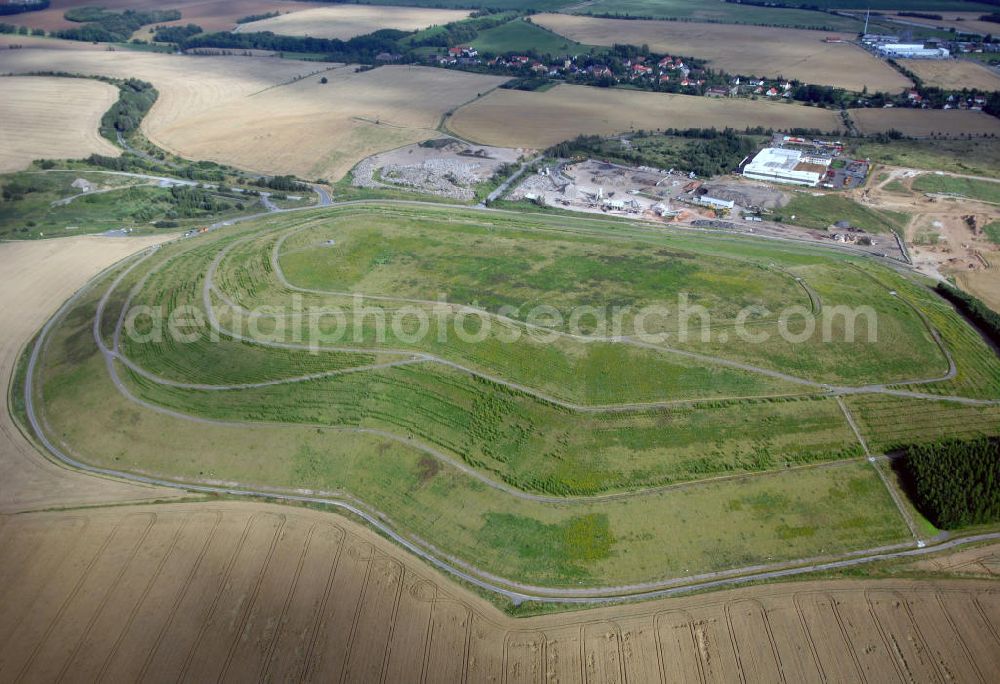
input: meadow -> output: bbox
[29,203,1000,586]
[850,138,1000,179]
[777,191,910,233]
[911,174,1000,204]
[533,14,910,92]
[0,76,119,173]
[471,16,589,55]
[33,243,909,586]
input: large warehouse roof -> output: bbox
[743,148,825,187]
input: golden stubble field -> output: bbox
[0,76,120,173]
[0,49,505,181]
[1,501,999,682]
[448,83,843,148]
[0,236,186,513]
[11,0,320,32]
[239,5,471,40]
[852,107,1000,137]
[533,14,912,93]
[901,58,1000,92]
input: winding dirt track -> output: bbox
[0,236,186,514]
[4,219,1000,680]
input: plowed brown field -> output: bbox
[0,502,998,681]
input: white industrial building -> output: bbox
[742,148,829,187]
[876,43,950,59]
[695,196,735,210]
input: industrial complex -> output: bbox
[742,147,831,187]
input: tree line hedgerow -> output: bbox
[935,282,1000,348]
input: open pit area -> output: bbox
[352,138,523,201]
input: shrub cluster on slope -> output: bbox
[902,437,1000,529]
[56,8,181,43]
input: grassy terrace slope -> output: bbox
[30,204,1000,588]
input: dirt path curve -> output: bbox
[0,236,188,514]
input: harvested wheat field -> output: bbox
[144,64,506,181]
[449,83,842,148]
[0,236,186,514]
[901,58,1000,92]
[0,34,106,50]
[12,0,319,33]
[239,5,471,40]
[533,14,911,93]
[0,76,120,173]
[0,500,998,681]
[0,49,503,180]
[883,11,1000,37]
[852,107,1000,138]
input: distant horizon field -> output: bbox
[238,5,471,41]
[533,14,911,92]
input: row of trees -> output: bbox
[902,437,1000,529]
[0,1,48,16]
[152,24,202,44]
[936,282,1000,348]
[100,78,157,140]
[179,28,408,62]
